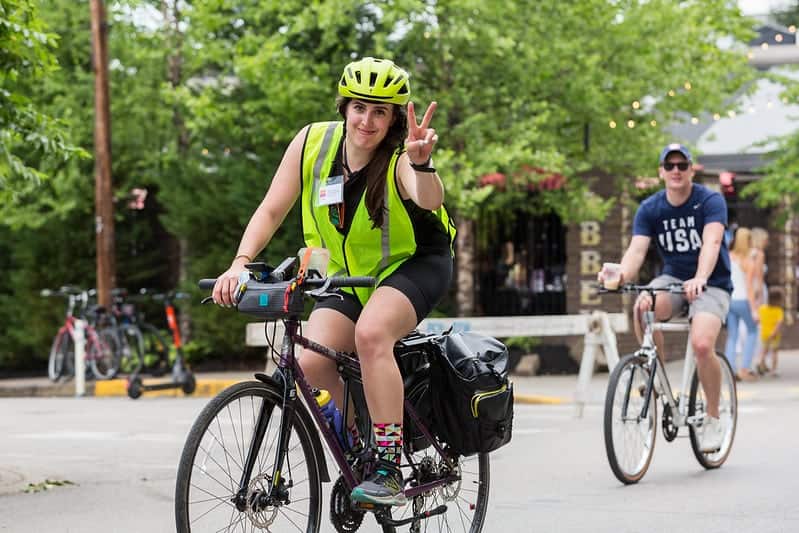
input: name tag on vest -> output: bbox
[317,175,344,206]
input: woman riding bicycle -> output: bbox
[212,57,454,506]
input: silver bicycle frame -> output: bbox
[639,310,702,428]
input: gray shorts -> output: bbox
[648,274,731,322]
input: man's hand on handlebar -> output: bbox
[682,277,707,304]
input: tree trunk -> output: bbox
[90,0,115,307]
[455,218,475,317]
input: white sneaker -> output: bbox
[700,416,724,452]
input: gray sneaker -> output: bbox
[350,461,407,506]
[700,416,724,452]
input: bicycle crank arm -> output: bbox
[380,504,448,526]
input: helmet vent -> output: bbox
[369,72,378,87]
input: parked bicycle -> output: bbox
[601,284,737,484]
[43,286,120,381]
[176,257,501,533]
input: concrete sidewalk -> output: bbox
[3,351,798,405]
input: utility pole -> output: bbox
[90,0,115,307]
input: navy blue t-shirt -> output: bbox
[633,184,732,292]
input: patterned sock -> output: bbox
[373,422,403,466]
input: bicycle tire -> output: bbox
[48,331,74,381]
[175,381,322,533]
[117,324,145,375]
[140,323,170,376]
[603,354,657,484]
[90,328,121,380]
[380,445,490,532]
[688,351,737,469]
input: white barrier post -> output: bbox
[574,314,602,418]
[74,319,87,397]
[574,311,624,418]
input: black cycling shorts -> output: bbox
[312,253,453,324]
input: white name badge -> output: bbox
[317,175,344,206]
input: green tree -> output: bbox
[0,0,87,211]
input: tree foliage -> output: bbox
[0,0,87,214]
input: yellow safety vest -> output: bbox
[300,121,454,304]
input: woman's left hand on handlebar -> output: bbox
[405,101,438,165]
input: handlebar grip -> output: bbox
[198,279,217,290]
[328,276,375,288]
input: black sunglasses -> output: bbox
[663,161,690,171]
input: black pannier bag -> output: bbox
[429,331,514,456]
[395,333,436,452]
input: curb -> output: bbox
[514,393,567,405]
[0,378,569,404]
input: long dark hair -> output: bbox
[336,97,408,229]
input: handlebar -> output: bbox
[198,275,376,291]
[597,283,690,294]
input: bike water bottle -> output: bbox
[314,389,350,450]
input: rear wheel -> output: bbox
[604,354,657,484]
[117,325,145,375]
[689,352,737,468]
[380,445,489,532]
[175,381,322,532]
[140,323,170,376]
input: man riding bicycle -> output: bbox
[598,143,732,453]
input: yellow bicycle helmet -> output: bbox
[338,57,410,105]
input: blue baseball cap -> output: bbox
[658,143,692,164]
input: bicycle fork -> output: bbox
[232,368,299,512]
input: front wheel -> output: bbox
[603,354,657,484]
[175,381,322,533]
[48,331,74,381]
[689,352,737,469]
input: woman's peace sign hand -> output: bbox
[405,101,438,166]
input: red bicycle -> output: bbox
[43,286,120,381]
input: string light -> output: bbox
[713,113,721,120]
[627,120,635,128]
[668,90,676,97]
[761,42,769,50]
[691,117,699,124]
[775,34,784,43]
[790,25,796,33]
[684,82,692,90]
[609,120,617,128]
[650,120,657,127]
[728,110,736,118]
[632,101,640,109]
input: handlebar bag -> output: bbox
[236,281,305,320]
[429,331,514,456]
